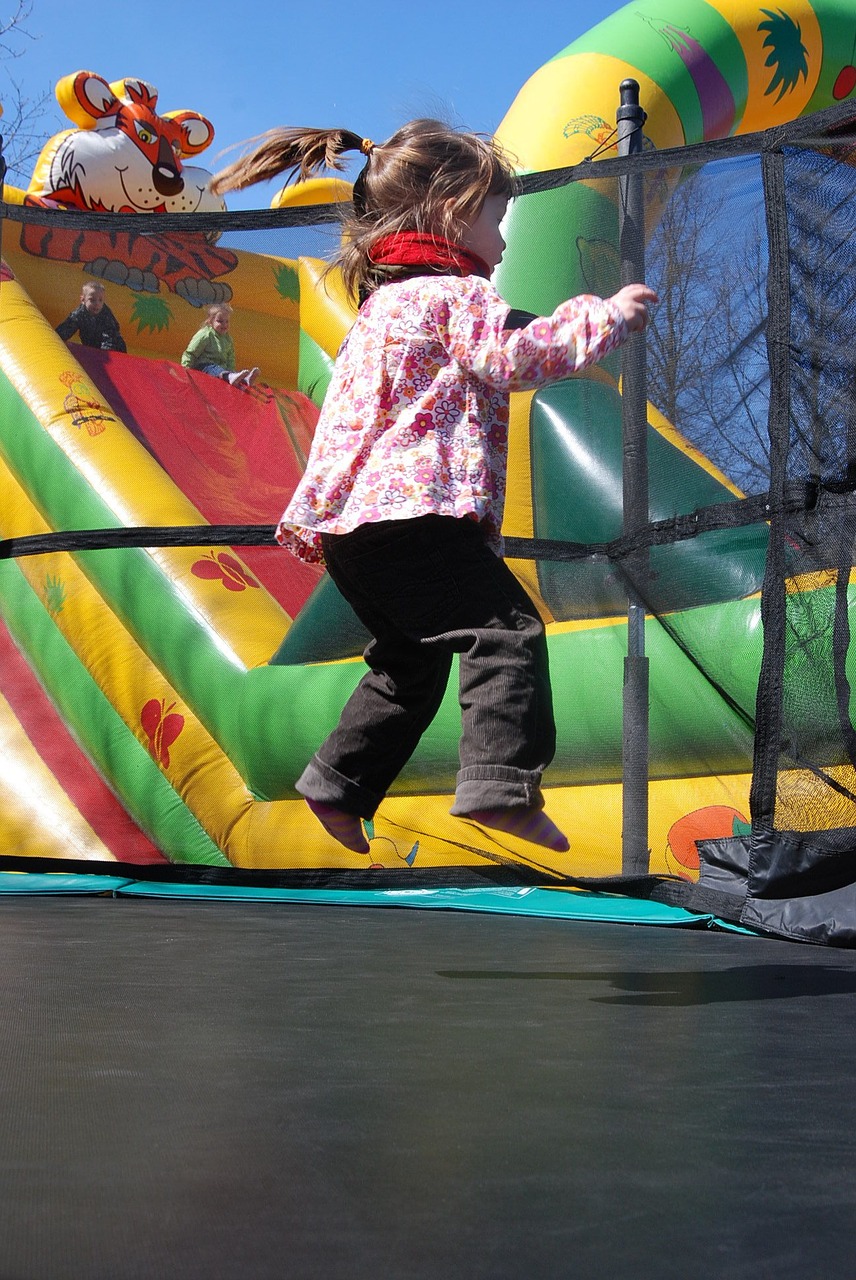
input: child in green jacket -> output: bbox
[181,304,259,387]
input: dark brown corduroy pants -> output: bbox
[295,515,556,819]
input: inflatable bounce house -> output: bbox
[2,0,856,944]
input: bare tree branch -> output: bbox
[0,1,61,188]
[0,0,37,57]
[645,164,771,495]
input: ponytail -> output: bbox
[211,118,517,304]
[210,126,367,194]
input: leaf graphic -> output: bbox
[273,263,299,302]
[131,293,174,334]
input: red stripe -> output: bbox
[0,615,168,864]
[75,348,324,618]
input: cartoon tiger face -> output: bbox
[28,71,226,215]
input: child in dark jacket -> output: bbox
[56,281,127,352]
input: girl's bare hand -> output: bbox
[610,284,658,332]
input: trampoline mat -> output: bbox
[0,897,855,1279]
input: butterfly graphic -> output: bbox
[59,370,116,437]
[191,551,260,592]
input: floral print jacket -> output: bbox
[276,273,628,563]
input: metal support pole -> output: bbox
[617,79,651,875]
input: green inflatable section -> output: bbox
[529,379,768,618]
[297,327,334,406]
[497,185,624,321]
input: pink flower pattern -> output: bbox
[276,275,628,563]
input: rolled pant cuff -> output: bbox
[451,766,544,815]
[295,755,382,819]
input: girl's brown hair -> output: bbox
[211,119,517,299]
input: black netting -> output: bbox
[646,153,771,498]
[758,139,856,840]
[4,102,856,936]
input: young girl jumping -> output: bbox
[212,119,656,856]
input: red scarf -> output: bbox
[368,232,491,279]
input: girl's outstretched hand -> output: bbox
[609,284,659,332]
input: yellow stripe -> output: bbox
[547,771,752,877]
[0,691,114,860]
[298,256,356,359]
[502,388,549,615]
[644,396,745,497]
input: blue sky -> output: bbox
[4,0,624,207]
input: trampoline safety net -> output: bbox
[2,100,856,944]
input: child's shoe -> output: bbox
[227,369,250,386]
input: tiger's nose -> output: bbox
[152,135,183,196]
